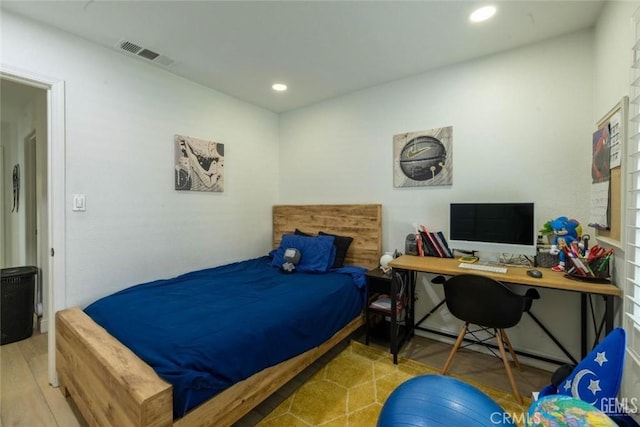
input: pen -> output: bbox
[574,254,593,276]
[571,242,581,257]
[597,252,613,272]
[583,261,595,277]
[564,248,587,275]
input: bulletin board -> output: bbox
[591,97,628,246]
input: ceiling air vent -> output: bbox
[120,41,143,54]
[116,40,174,67]
[137,48,159,61]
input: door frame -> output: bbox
[0,145,4,266]
[24,130,37,266]
[1,65,66,386]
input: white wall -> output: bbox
[593,0,640,414]
[1,11,280,308]
[594,1,636,113]
[279,30,595,365]
[1,119,21,267]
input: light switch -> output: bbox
[72,194,86,211]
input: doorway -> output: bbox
[0,67,66,386]
[1,80,46,321]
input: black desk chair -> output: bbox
[431,273,540,405]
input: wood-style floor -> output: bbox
[0,332,85,427]
[0,329,552,426]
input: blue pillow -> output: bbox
[271,234,336,273]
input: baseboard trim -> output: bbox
[38,317,49,334]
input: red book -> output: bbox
[419,231,433,256]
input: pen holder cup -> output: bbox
[566,256,611,282]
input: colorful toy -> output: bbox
[527,395,617,427]
[548,216,582,272]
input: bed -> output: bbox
[56,204,382,426]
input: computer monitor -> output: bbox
[448,202,536,256]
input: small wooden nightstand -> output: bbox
[364,268,414,364]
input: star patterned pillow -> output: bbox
[558,327,626,415]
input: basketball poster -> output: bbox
[393,127,452,187]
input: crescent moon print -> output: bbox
[571,369,598,405]
[393,126,453,188]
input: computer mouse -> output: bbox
[527,269,543,278]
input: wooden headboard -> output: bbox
[273,204,382,270]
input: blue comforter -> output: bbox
[84,256,366,417]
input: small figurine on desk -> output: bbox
[548,216,583,272]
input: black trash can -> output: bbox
[1,266,38,345]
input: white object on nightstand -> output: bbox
[380,252,394,273]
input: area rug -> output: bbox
[257,340,531,427]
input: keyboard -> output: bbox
[458,262,508,274]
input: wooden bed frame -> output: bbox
[56,204,382,427]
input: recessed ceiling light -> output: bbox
[469,5,496,23]
[272,83,287,92]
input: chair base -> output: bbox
[441,323,523,405]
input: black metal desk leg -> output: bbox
[605,295,614,334]
[364,286,370,345]
[408,271,416,338]
[390,271,398,364]
[581,293,587,359]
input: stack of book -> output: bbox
[369,294,404,314]
[415,225,453,258]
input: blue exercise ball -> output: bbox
[378,375,515,426]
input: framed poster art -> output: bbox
[393,126,453,188]
[174,134,224,192]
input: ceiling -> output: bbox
[1,1,605,113]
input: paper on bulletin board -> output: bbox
[608,110,622,168]
[589,180,610,229]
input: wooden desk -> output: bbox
[388,255,622,363]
